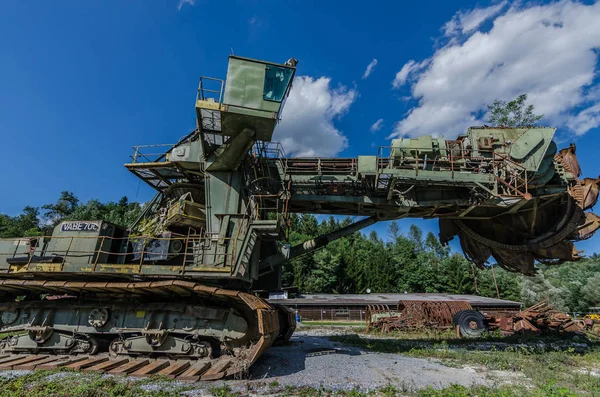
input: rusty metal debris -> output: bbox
[367,300,473,333]
[487,301,583,336]
[368,300,585,339]
[580,314,600,336]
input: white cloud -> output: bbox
[392,1,600,139]
[362,59,378,79]
[370,118,384,133]
[392,60,428,88]
[443,1,507,36]
[275,76,358,157]
[177,0,195,11]
[568,103,600,135]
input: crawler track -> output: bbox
[0,353,244,380]
[0,280,295,381]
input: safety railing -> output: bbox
[0,233,239,275]
[250,195,288,224]
[281,158,358,175]
[252,141,287,159]
[375,144,530,198]
[246,140,291,237]
[129,144,176,164]
[196,77,224,104]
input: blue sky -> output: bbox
[1,0,599,254]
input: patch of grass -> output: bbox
[367,328,460,341]
[415,384,528,397]
[249,383,586,396]
[208,384,240,397]
[334,387,368,396]
[0,369,595,397]
[330,333,600,396]
[269,379,280,387]
[0,370,189,397]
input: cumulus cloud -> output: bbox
[274,76,358,157]
[392,1,600,139]
[392,60,428,88]
[370,119,384,133]
[177,0,195,11]
[443,1,507,36]
[362,59,378,79]
[568,104,600,136]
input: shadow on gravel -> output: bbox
[249,335,361,379]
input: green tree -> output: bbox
[0,206,42,237]
[0,194,142,240]
[521,273,571,311]
[487,94,543,127]
[407,224,424,252]
[66,196,142,227]
[388,220,400,240]
[581,274,600,311]
[42,191,80,225]
[425,231,449,259]
[441,254,474,294]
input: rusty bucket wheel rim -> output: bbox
[454,194,582,252]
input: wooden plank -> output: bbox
[201,359,232,381]
[38,356,88,370]
[0,355,49,369]
[0,356,24,366]
[130,359,170,377]
[83,358,129,373]
[108,359,150,375]
[15,356,67,370]
[157,361,190,379]
[177,361,212,381]
[65,356,109,370]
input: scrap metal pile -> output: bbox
[487,301,583,336]
[368,300,584,338]
[581,314,600,335]
[366,300,473,333]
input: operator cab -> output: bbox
[195,56,297,142]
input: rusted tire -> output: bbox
[453,310,487,338]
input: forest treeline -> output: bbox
[2,192,600,313]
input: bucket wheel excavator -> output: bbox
[0,55,598,379]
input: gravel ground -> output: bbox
[241,328,518,393]
[0,327,528,395]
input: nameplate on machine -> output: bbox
[61,222,100,232]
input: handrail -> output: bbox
[130,144,177,164]
[0,233,237,271]
[197,76,224,104]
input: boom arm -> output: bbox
[260,216,378,271]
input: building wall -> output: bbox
[286,305,368,322]
[284,304,520,322]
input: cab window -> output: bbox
[263,66,294,102]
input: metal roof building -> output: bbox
[268,293,522,322]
